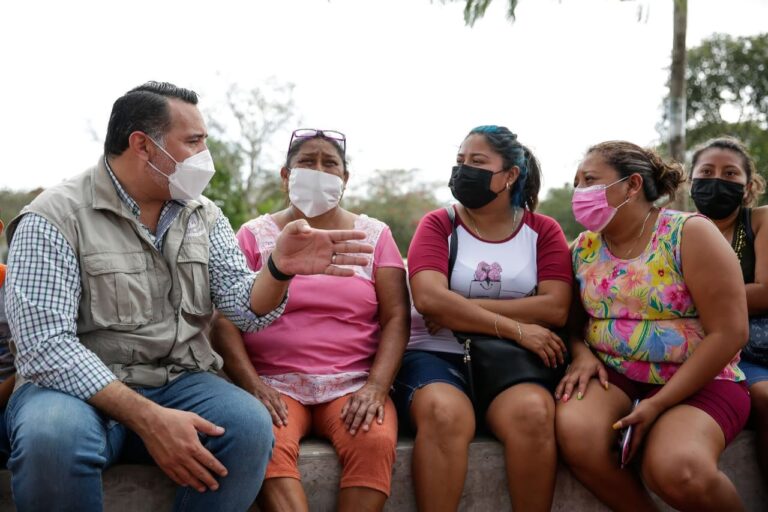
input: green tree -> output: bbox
[346,169,442,256]
[221,81,297,211]
[537,183,581,242]
[656,33,768,204]
[204,135,286,230]
[441,0,689,208]
[686,33,768,132]
[684,33,768,199]
[204,137,250,230]
[205,80,297,228]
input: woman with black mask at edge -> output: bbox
[393,126,572,511]
[690,136,768,487]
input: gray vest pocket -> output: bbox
[177,243,212,316]
[83,252,152,330]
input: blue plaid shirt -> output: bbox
[6,163,285,400]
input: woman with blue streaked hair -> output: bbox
[394,125,572,511]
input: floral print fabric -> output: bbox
[573,209,744,384]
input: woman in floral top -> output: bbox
[556,141,750,511]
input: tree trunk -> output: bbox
[668,0,688,210]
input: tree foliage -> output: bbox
[684,33,768,196]
[224,81,296,209]
[537,183,581,242]
[438,0,518,26]
[655,33,768,204]
[346,169,442,256]
[204,80,296,229]
[686,33,768,131]
[204,137,250,230]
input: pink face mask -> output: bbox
[571,176,630,232]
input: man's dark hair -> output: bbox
[104,81,198,157]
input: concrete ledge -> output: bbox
[0,431,765,511]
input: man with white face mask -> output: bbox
[4,82,373,512]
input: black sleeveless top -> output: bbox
[733,207,756,284]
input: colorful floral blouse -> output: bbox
[572,209,744,384]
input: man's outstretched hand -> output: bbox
[272,219,373,277]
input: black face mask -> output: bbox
[690,178,745,220]
[449,164,506,209]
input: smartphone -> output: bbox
[619,399,641,468]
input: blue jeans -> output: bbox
[0,406,8,468]
[392,350,470,429]
[5,372,274,512]
[739,358,768,386]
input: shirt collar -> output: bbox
[103,156,186,217]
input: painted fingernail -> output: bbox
[577,392,583,400]
[603,382,609,390]
[562,394,569,403]
[612,421,621,430]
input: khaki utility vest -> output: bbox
[7,158,223,387]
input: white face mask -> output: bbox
[147,137,216,200]
[288,167,344,218]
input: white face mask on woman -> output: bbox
[288,167,344,218]
[147,137,216,200]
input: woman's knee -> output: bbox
[555,404,610,463]
[641,450,719,507]
[337,423,397,470]
[412,385,475,440]
[489,386,555,439]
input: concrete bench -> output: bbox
[0,431,765,511]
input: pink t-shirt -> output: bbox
[236,214,404,377]
[406,206,572,354]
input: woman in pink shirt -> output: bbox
[211,129,409,512]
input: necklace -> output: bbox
[731,210,747,261]
[464,206,518,239]
[605,208,654,258]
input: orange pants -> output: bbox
[265,394,398,496]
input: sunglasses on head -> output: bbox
[288,128,346,154]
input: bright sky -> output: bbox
[2,0,767,200]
